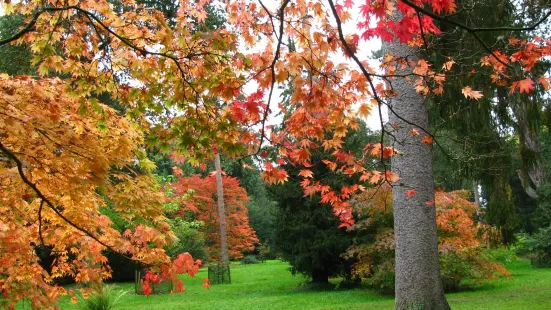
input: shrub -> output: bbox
[517,227,551,268]
[165,219,208,262]
[515,184,551,268]
[483,247,519,265]
[78,285,128,310]
[241,255,260,265]
[349,185,510,293]
[257,242,274,262]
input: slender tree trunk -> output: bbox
[214,152,229,264]
[384,41,450,309]
[473,181,480,206]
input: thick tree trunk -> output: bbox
[214,152,229,264]
[311,268,329,283]
[384,41,450,309]
[505,90,547,199]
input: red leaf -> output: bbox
[421,136,433,145]
[406,190,416,198]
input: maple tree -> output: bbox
[171,173,258,260]
[1,0,551,308]
[0,75,188,308]
[349,185,510,292]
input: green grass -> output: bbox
[16,259,551,309]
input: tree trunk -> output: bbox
[504,89,547,199]
[214,152,229,264]
[311,268,329,284]
[473,181,480,206]
[384,41,450,309]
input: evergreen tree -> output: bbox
[269,122,375,284]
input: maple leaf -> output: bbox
[512,78,535,94]
[357,103,371,119]
[172,166,183,176]
[538,76,550,90]
[322,159,338,171]
[298,169,314,178]
[461,86,483,100]
[421,136,433,145]
[406,189,416,198]
[442,59,456,71]
[382,147,397,158]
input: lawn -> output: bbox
[17,259,551,309]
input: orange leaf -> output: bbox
[514,78,535,94]
[421,136,433,145]
[461,86,483,100]
[406,190,416,198]
[298,169,314,178]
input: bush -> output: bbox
[240,255,260,265]
[517,227,551,268]
[257,242,274,262]
[349,186,510,293]
[483,247,519,265]
[78,285,128,310]
[515,184,551,268]
[165,219,208,262]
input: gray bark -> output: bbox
[214,152,229,264]
[509,95,547,199]
[473,181,480,206]
[384,41,450,309]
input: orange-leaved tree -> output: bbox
[349,185,509,292]
[0,75,194,308]
[171,172,258,260]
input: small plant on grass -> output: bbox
[78,285,128,310]
[241,255,260,265]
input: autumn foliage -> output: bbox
[0,76,180,308]
[1,0,550,307]
[172,173,258,260]
[349,185,509,291]
[140,253,206,296]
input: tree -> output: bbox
[0,76,183,308]
[269,123,374,284]
[383,39,450,309]
[2,0,551,308]
[214,153,230,264]
[171,173,258,261]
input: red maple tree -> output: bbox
[172,174,258,260]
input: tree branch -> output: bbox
[256,0,291,153]
[0,140,117,251]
